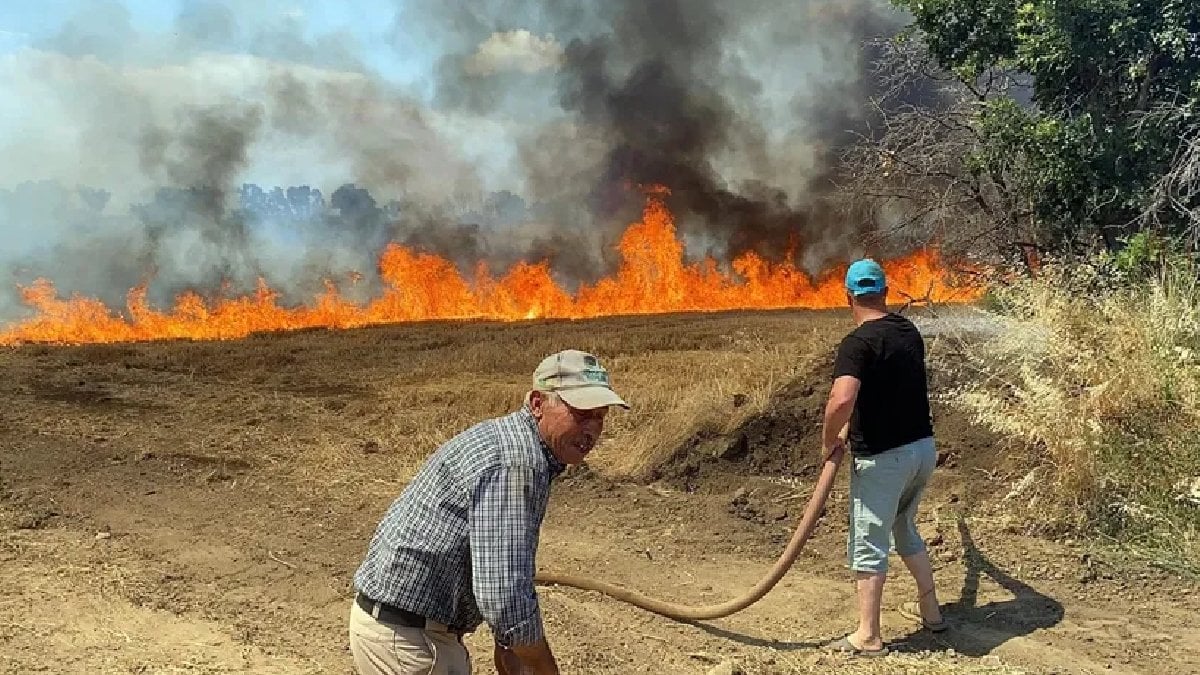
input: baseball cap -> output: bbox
[844,258,887,297]
[532,349,629,410]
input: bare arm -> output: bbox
[822,375,860,459]
[495,640,558,674]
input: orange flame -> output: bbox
[0,191,984,345]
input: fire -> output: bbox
[0,191,984,345]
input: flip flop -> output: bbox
[899,601,950,633]
[825,635,890,657]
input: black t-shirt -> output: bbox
[832,313,934,456]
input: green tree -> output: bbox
[891,0,1200,251]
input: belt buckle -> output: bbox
[356,592,383,620]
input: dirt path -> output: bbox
[2,431,1197,675]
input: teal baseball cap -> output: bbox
[845,258,887,296]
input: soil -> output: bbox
[1,311,1197,674]
[652,350,997,493]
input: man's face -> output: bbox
[530,392,608,465]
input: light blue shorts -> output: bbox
[848,436,937,573]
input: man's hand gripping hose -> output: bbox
[533,428,848,621]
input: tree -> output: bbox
[1143,103,1200,246]
[877,0,1200,253]
[838,35,1040,267]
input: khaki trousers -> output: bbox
[348,599,472,675]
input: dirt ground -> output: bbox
[1,309,1197,674]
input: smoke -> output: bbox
[419,0,911,263]
[465,30,564,76]
[550,0,911,262]
[0,1,489,317]
[0,0,912,322]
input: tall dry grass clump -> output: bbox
[944,255,1200,567]
[289,312,845,490]
[598,328,822,477]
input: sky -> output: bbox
[0,0,539,204]
[0,1,430,87]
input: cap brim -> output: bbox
[558,386,629,410]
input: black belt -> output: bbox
[355,593,428,628]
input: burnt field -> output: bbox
[1,308,1196,674]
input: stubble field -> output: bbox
[0,308,1196,674]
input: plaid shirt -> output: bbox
[353,406,564,647]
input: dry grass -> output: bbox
[7,303,1195,672]
[939,259,1200,568]
[0,310,847,500]
[588,327,827,477]
[331,312,842,482]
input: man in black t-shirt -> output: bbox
[821,258,947,656]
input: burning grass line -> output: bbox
[0,193,984,346]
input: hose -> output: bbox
[534,440,847,621]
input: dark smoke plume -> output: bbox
[419,0,914,269]
[0,0,919,322]
[139,104,261,243]
[555,0,908,263]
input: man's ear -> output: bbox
[528,390,546,418]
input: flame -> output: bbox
[0,191,985,345]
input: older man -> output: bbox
[349,349,629,675]
[821,259,947,657]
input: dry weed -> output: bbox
[939,259,1200,566]
[284,312,844,490]
[598,329,821,476]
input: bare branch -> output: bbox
[837,33,1037,267]
[1139,102,1200,246]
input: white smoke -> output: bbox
[0,0,913,323]
[0,48,485,208]
[464,30,564,76]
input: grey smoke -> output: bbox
[139,104,264,222]
[549,0,910,262]
[419,0,912,262]
[0,1,487,320]
[38,0,364,71]
[0,0,914,324]
[464,30,564,76]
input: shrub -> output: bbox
[944,253,1200,568]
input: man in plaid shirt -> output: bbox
[349,349,629,674]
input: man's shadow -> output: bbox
[690,518,1063,656]
[893,518,1065,656]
